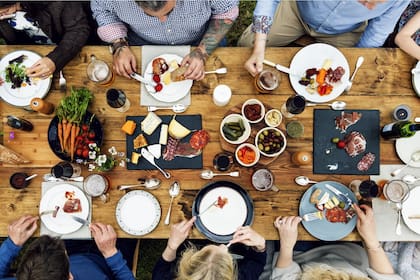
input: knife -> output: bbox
[408,215,420,219]
[71,216,90,227]
[263,59,300,78]
[130,72,157,87]
[325,184,354,209]
[141,148,171,179]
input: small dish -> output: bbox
[220,114,251,145]
[242,99,265,123]
[235,143,260,167]
[264,109,282,127]
[255,127,287,157]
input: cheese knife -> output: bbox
[325,184,354,209]
[141,148,171,179]
[263,59,300,78]
[130,72,157,87]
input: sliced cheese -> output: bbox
[162,71,172,85]
[131,151,141,164]
[322,59,332,70]
[141,112,162,135]
[148,144,161,159]
[331,196,340,207]
[168,117,191,139]
[159,124,168,145]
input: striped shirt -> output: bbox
[91,0,239,45]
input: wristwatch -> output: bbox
[109,38,129,55]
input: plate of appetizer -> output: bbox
[39,184,90,235]
[395,132,420,167]
[0,50,52,107]
[289,43,350,103]
[192,181,254,243]
[402,187,420,235]
[299,181,357,241]
[116,190,161,236]
[144,54,193,103]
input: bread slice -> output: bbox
[170,66,188,82]
[133,134,148,149]
[0,144,30,164]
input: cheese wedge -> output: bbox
[168,117,191,139]
[141,112,162,135]
[131,151,141,164]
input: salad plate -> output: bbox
[0,50,52,107]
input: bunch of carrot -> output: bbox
[56,88,93,160]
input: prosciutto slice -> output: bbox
[357,152,376,171]
[335,111,362,133]
[344,131,366,157]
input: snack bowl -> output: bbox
[264,109,282,127]
[220,114,251,145]
[235,143,260,167]
[241,98,265,124]
[255,127,287,157]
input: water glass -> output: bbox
[83,174,110,203]
[251,168,279,192]
[213,152,234,171]
[106,88,131,112]
[281,95,306,118]
[213,84,232,106]
[86,55,114,86]
[359,180,379,198]
[51,162,81,178]
[383,180,410,203]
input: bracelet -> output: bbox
[365,242,382,251]
[109,38,129,55]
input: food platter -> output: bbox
[412,61,420,97]
[39,184,90,235]
[0,50,52,107]
[395,132,420,167]
[144,54,193,103]
[47,111,103,162]
[116,190,161,236]
[289,43,350,103]
[402,187,420,235]
[192,181,253,243]
[299,181,357,241]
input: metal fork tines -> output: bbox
[59,70,67,92]
[302,211,323,222]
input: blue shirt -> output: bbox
[252,0,409,47]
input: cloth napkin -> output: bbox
[140,45,191,107]
[40,182,92,239]
[370,164,420,241]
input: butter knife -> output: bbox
[141,148,171,179]
[408,215,420,219]
[130,72,157,87]
[263,59,300,78]
[71,216,90,227]
[325,184,354,209]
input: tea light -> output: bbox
[213,85,232,107]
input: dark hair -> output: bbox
[137,0,168,12]
[16,235,69,280]
[0,2,16,8]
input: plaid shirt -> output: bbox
[91,0,239,45]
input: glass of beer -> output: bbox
[87,55,114,86]
[254,69,279,93]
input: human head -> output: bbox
[136,0,176,21]
[16,235,70,280]
[176,244,236,280]
[301,266,370,280]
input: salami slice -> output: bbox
[357,152,376,171]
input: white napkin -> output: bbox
[140,45,191,106]
[370,164,420,241]
[40,182,92,239]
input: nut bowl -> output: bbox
[220,113,251,145]
[235,143,260,167]
[242,98,265,124]
[255,127,287,157]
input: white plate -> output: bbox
[412,61,420,97]
[395,132,420,167]
[402,187,420,234]
[289,43,350,103]
[116,190,161,236]
[199,187,247,236]
[144,54,193,103]
[39,184,89,235]
[0,50,52,107]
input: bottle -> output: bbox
[30,98,55,114]
[380,120,420,140]
[6,115,33,131]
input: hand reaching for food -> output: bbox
[26,57,56,79]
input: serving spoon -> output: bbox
[147,104,187,113]
[306,101,346,110]
[164,181,180,225]
[205,67,227,75]
[345,56,364,91]
[294,176,319,186]
[117,178,161,190]
[200,170,240,180]
[402,174,420,185]
[391,151,420,176]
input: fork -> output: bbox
[302,211,323,222]
[197,200,218,217]
[59,70,67,92]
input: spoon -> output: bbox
[294,176,319,186]
[205,67,227,75]
[402,174,420,185]
[147,104,187,113]
[164,181,180,225]
[117,178,161,190]
[200,170,240,180]
[306,101,347,110]
[345,56,364,91]
[25,174,38,181]
[391,151,420,176]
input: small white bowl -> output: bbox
[235,143,260,167]
[220,114,251,144]
[255,127,287,157]
[264,109,282,127]
[241,98,265,124]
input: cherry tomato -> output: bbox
[81,124,89,132]
[82,149,89,159]
[337,140,346,149]
[152,74,160,83]
[88,131,96,139]
[155,83,163,92]
[76,148,83,157]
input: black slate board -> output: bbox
[126,115,202,170]
[313,109,380,175]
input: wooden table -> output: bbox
[0,45,418,241]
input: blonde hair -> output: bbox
[176,244,237,280]
[301,266,371,280]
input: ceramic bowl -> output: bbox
[235,143,260,167]
[241,98,265,124]
[255,127,287,157]
[220,114,251,145]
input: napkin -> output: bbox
[370,164,420,241]
[41,182,92,239]
[140,45,191,107]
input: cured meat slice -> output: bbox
[357,152,376,171]
[216,196,228,209]
[335,111,362,133]
[189,130,210,150]
[344,131,366,157]
[325,206,348,223]
[63,191,82,213]
[163,137,180,161]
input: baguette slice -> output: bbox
[170,66,188,82]
[0,144,31,164]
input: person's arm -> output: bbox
[354,204,395,275]
[273,216,301,268]
[395,11,420,60]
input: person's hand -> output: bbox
[112,47,137,78]
[26,57,56,79]
[244,50,264,77]
[8,215,38,246]
[274,216,301,250]
[354,204,379,247]
[90,223,118,258]
[181,49,206,81]
[230,226,265,251]
[167,216,196,251]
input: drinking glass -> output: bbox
[383,180,410,203]
[213,152,234,171]
[106,88,131,112]
[280,95,306,118]
[51,162,81,178]
[359,180,379,198]
[254,69,279,94]
[251,168,279,192]
[86,55,114,86]
[83,174,110,203]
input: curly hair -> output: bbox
[301,266,371,280]
[176,244,237,280]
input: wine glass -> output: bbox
[281,95,306,118]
